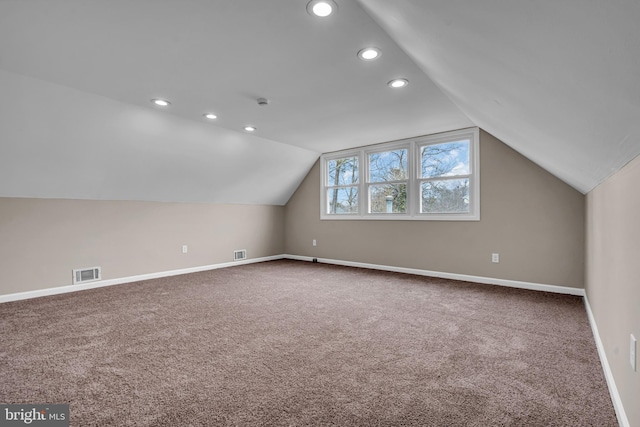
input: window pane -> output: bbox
[327,157,358,186]
[369,149,408,183]
[421,140,469,178]
[327,187,359,214]
[421,179,470,213]
[369,184,407,213]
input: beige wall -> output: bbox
[586,154,640,427]
[285,130,585,288]
[0,198,284,296]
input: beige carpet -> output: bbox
[0,260,617,426]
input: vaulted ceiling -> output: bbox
[1,0,638,204]
[360,0,640,193]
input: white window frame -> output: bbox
[365,141,411,217]
[322,153,361,216]
[320,127,480,221]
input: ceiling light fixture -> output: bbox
[307,0,337,17]
[244,126,257,132]
[151,99,171,107]
[203,113,217,120]
[358,47,381,61]
[388,78,409,88]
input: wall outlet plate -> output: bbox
[631,334,637,372]
[492,253,499,263]
[182,245,188,254]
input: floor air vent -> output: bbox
[73,267,101,284]
[233,249,247,261]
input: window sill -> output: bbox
[320,213,480,221]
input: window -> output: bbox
[367,147,408,214]
[419,140,471,214]
[320,128,479,220]
[326,156,359,214]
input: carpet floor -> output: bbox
[0,260,617,426]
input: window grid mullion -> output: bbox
[367,179,408,185]
[326,184,359,190]
[419,174,472,183]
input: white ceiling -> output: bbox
[359,0,640,193]
[0,0,470,152]
[1,0,638,203]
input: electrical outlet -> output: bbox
[312,239,317,247]
[492,253,499,263]
[182,245,188,254]
[631,334,637,372]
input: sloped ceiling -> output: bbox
[0,0,471,205]
[0,69,317,205]
[1,1,638,204]
[358,0,640,193]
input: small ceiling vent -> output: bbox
[233,249,247,261]
[72,267,101,284]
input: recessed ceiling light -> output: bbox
[388,78,409,88]
[151,99,171,107]
[203,113,217,120]
[307,0,337,17]
[244,126,257,132]
[358,47,381,61]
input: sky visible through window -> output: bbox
[421,140,469,178]
[322,130,478,219]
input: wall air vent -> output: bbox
[72,267,101,284]
[233,249,247,261]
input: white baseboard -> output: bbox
[1,254,585,304]
[584,295,629,427]
[0,255,283,304]
[283,254,585,296]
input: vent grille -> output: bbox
[72,267,101,284]
[233,249,247,261]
